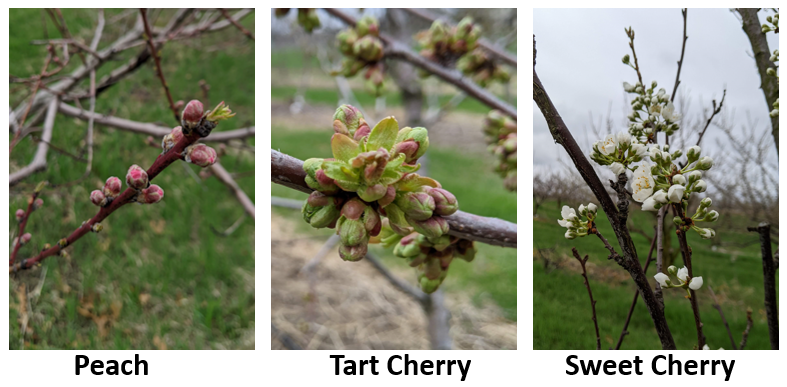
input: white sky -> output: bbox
[533,8,779,174]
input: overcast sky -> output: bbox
[533,8,779,175]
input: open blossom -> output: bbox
[677,267,689,282]
[641,196,658,211]
[631,163,655,202]
[654,272,670,287]
[557,205,577,227]
[667,184,685,203]
[662,101,681,122]
[689,276,703,290]
[599,134,617,155]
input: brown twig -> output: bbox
[9,184,46,265]
[10,114,223,272]
[614,234,656,350]
[10,51,54,153]
[83,10,105,179]
[208,162,255,219]
[747,222,778,349]
[10,99,58,186]
[672,210,705,349]
[655,206,667,308]
[739,309,753,350]
[625,27,644,90]
[270,149,517,248]
[218,8,254,41]
[57,102,255,142]
[534,41,676,349]
[694,89,726,147]
[323,8,516,120]
[571,248,601,350]
[140,9,180,123]
[670,9,688,104]
[708,285,738,350]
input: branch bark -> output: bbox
[534,52,676,349]
[209,162,255,219]
[9,99,57,186]
[708,285,737,350]
[615,234,656,350]
[270,149,517,248]
[572,248,600,350]
[747,222,778,349]
[737,8,779,153]
[323,8,516,120]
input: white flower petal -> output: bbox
[677,267,689,282]
[689,276,703,290]
[654,272,670,287]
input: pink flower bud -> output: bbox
[20,233,32,245]
[33,198,44,210]
[185,144,218,167]
[377,186,397,207]
[341,198,367,221]
[90,190,107,207]
[140,184,164,204]
[427,188,458,216]
[103,176,122,198]
[126,164,149,190]
[171,126,184,143]
[307,191,331,207]
[181,100,204,131]
[410,216,449,239]
[15,209,25,222]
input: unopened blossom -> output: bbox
[623,82,636,92]
[689,276,703,290]
[654,272,670,287]
[15,209,24,222]
[694,180,707,193]
[651,190,668,204]
[20,233,32,244]
[631,143,647,156]
[641,196,658,212]
[667,184,685,203]
[703,344,710,350]
[181,100,204,133]
[139,184,164,204]
[90,190,107,207]
[697,156,713,170]
[610,162,626,175]
[631,163,655,202]
[185,144,218,167]
[677,267,689,282]
[672,174,686,185]
[126,165,149,190]
[103,176,122,198]
[696,227,716,239]
[33,198,43,210]
[587,203,597,212]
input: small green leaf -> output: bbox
[379,168,404,185]
[367,116,399,151]
[322,160,357,182]
[331,134,360,162]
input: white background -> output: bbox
[2,2,784,386]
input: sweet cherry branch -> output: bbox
[10,100,233,273]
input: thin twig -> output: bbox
[708,285,738,350]
[9,185,46,265]
[615,234,656,349]
[694,89,726,147]
[208,162,255,219]
[10,52,54,153]
[673,210,706,349]
[218,8,254,41]
[83,10,105,179]
[572,247,601,350]
[739,309,753,350]
[670,9,688,104]
[10,99,58,186]
[140,8,180,123]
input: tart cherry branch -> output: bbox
[10,100,234,273]
[270,149,517,248]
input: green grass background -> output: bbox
[9,9,255,349]
[533,200,778,350]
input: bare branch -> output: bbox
[219,8,254,41]
[747,222,778,349]
[10,99,57,186]
[739,309,753,350]
[708,285,738,350]
[208,162,255,219]
[614,234,656,349]
[571,248,601,350]
[140,9,180,123]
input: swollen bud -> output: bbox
[668,265,678,275]
[356,15,379,37]
[139,184,164,204]
[90,190,107,207]
[103,176,122,198]
[394,127,429,163]
[181,100,204,133]
[338,243,367,262]
[409,216,449,239]
[126,165,149,190]
[333,104,363,136]
[395,192,435,221]
[20,233,32,245]
[185,144,218,167]
[15,209,25,222]
[427,188,458,216]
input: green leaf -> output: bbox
[331,134,360,162]
[367,116,399,151]
[322,160,357,182]
[386,153,406,169]
[379,168,404,185]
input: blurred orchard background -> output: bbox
[9,8,255,349]
[271,8,517,350]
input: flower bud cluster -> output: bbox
[15,196,46,223]
[762,13,779,33]
[333,16,386,96]
[654,265,703,298]
[121,165,165,205]
[483,110,517,191]
[90,176,123,208]
[456,49,511,87]
[417,18,480,65]
[302,105,457,262]
[179,100,235,137]
[589,130,648,176]
[557,203,598,240]
[622,80,681,141]
[274,9,321,33]
[378,220,476,293]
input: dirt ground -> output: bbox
[271,213,517,350]
[271,101,489,154]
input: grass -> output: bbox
[9,9,255,349]
[533,200,778,350]
[272,128,517,321]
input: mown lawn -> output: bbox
[9,9,255,349]
[533,200,778,350]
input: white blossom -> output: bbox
[677,267,689,282]
[694,180,707,192]
[672,174,686,185]
[610,162,626,175]
[698,156,713,170]
[631,143,647,156]
[623,82,636,92]
[600,134,617,155]
[703,344,710,350]
[587,203,597,213]
[689,276,703,290]
[697,228,716,239]
[617,131,631,145]
[632,163,655,202]
[667,184,685,203]
[651,190,668,204]
[654,272,670,287]
[641,196,659,211]
[687,145,701,159]
[662,101,682,121]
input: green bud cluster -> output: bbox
[417,18,509,88]
[332,16,386,96]
[378,220,476,293]
[762,12,779,33]
[302,104,458,262]
[274,9,321,33]
[483,110,517,191]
